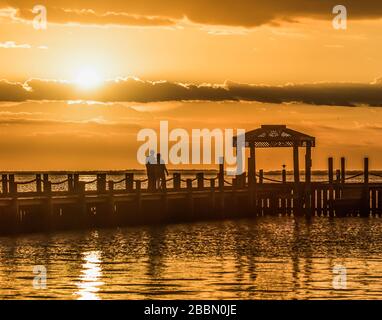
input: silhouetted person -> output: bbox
[146,150,157,191]
[155,153,168,190]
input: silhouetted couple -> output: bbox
[146,150,169,191]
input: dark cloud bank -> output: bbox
[2,0,382,27]
[1,78,382,107]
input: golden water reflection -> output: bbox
[1,217,382,299]
[75,251,104,300]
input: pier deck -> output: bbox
[1,160,382,235]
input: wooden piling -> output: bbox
[186,179,194,217]
[1,174,8,195]
[197,173,204,190]
[125,173,134,192]
[341,157,346,184]
[259,170,264,184]
[36,174,42,193]
[328,158,334,184]
[68,174,74,193]
[173,173,181,190]
[282,167,286,184]
[9,174,16,195]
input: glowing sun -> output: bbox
[75,68,102,89]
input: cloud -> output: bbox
[2,77,382,107]
[0,41,31,48]
[2,0,382,27]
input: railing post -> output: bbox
[108,180,114,193]
[210,178,216,210]
[341,157,346,184]
[136,180,142,213]
[186,179,194,217]
[36,174,42,193]
[328,157,334,184]
[336,169,341,183]
[97,173,106,193]
[259,169,264,184]
[44,180,52,195]
[197,173,204,190]
[219,158,224,191]
[328,157,334,217]
[363,157,370,217]
[173,173,181,190]
[68,174,74,193]
[73,174,80,192]
[364,157,369,184]
[282,165,287,184]
[125,173,134,192]
[136,180,141,193]
[78,181,86,194]
[8,174,16,195]
[2,174,8,195]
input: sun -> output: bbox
[75,68,102,89]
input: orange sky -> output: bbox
[1,1,382,170]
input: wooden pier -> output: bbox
[0,157,381,235]
[0,125,381,235]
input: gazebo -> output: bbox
[233,125,316,184]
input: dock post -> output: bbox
[97,174,107,193]
[197,173,204,190]
[43,174,49,192]
[248,157,256,214]
[68,174,74,193]
[328,158,334,217]
[173,173,181,190]
[259,170,264,184]
[43,178,53,230]
[218,158,224,191]
[136,180,142,213]
[43,178,52,194]
[73,174,79,193]
[2,174,8,195]
[108,181,117,226]
[8,174,17,195]
[364,157,369,184]
[341,157,346,184]
[186,179,194,218]
[36,174,42,193]
[328,158,334,184]
[282,166,287,184]
[125,173,134,192]
[7,174,19,233]
[210,178,216,211]
[77,181,87,227]
[293,145,301,215]
[305,142,312,216]
[362,157,370,217]
[336,169,341,183]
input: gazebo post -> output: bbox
[293,144,301,214]
[249,144,256,184]
[305,142,312,215]
[293,145,300,183]
[305,142,312,184]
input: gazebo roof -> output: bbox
[233,125,315,148]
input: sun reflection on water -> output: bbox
[75,250,104,300]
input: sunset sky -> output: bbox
[1,0,382,171]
